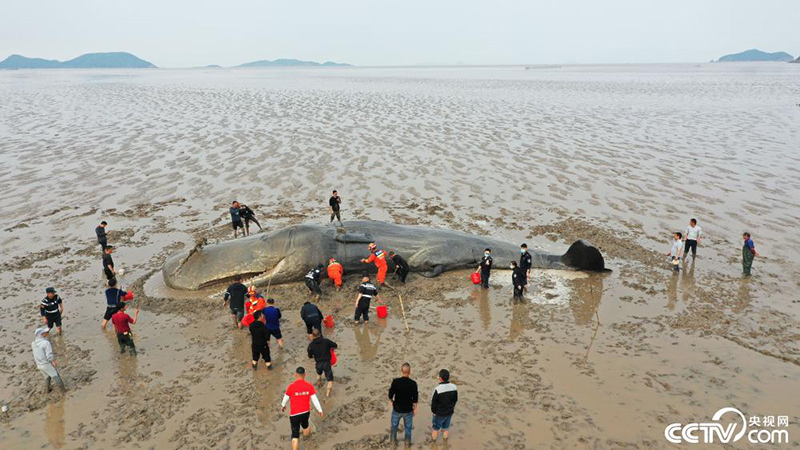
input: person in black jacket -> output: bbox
[307,329,337,397]
[519,243,532,285]
[305,265,323,301]
[510,261,527,299]
[239,204,262,236]
[102,245,117,281]
[476,248,492,288]
[95,221,108,251]
[431,369,458,442]
[300,301,324,340]
[223,276,248,329]
[388,362,419,444]
[249,310,272,370]
[389,251,410,284]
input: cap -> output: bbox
[369,243,377,250]
[45,287,56,294]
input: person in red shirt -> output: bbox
[111,302,139,356]
[281,367,324,450]
[327,258,344,291]
[362,243,389,286]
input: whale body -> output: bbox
[162,220,606,290]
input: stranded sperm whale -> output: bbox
[162,220,606,290]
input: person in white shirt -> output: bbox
[668,232,683,270]
[32,328,65,392]
[683,218,702,258]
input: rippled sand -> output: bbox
[0,64,799,449]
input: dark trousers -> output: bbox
[396,267,409,283]
[117,333,137,355]
[354,305,369,322]
[251,343,270,362]
[99,240,107,251]
[305,279,321,296]
[743,248,754,275]
[684,239,697,256]
[481,270,490,288]
[330,210,341,222]
[244,216,261,231]
[513,284,524,298]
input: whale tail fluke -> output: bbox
[561,240,606,272]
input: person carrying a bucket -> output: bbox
[327,258,344,291]
[362,243,389,286]
[307,328,338,397]
[476,248,492,289]
[245,285,266,315]
[355,276,379,325]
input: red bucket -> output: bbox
[323,315,334,328]
[470,272,481,285]
[330,349,338,366]
[376,305,388,319]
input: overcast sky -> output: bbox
[2,0,798,67]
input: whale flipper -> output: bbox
[422,265,445,278]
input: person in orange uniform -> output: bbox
[327,258,344,291]
[245,285,266,315]
[362,243,389,286]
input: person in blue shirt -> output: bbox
[263,298,284,348]
[102,278,130,330]
[230,200,245,238]
[742,232,759,276]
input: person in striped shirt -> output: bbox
[40,287,64,334]
[354,276,379,324]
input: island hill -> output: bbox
[0,52,352,69]
[0,52,156,69]
[716,49,795,62]
[237,58,351,68]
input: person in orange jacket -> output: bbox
[362,243,389,286]
[245,285,266,315]
[327,258,344,291]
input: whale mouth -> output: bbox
[195,257,289,290]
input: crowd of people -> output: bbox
[27,194,762,448]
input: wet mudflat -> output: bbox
[1,64,799,449]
